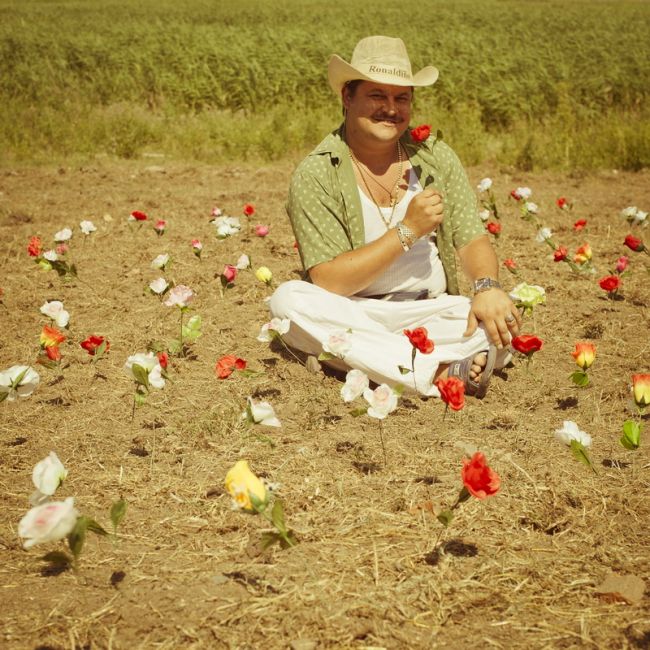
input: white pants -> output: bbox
[269,280,500,397]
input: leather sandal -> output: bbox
[447,344,497,399]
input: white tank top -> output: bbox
[356,167,447,299]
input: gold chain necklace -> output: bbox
[349,142,403,228]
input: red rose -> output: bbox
[403,327,434,354]
[503,258,516,270]
[486,221,501,235]
[157,351,169,369]
[511,334,543,356]
[215,354,246,379]
[553,246,568,262]
[435,376,465,411]
[615,256,629,273]
[80,335,109,356]
[510,189,521,201]
[556,197,568,210]
[599,275,620,293]
[27,236,42,257]
[624,234,644,252]
[410,124,431,143]
[573,219,587,231]
[243,203,255,217]
[130,210,148,221]
[45,346,61,361]
[461,452,501,500]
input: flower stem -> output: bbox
[278,335,305,367]
[378,420,387,466]
[179,310,184,356]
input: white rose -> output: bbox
[535,227,552,243]
[54,228,72,242]
[477,178,492,193]
[634,209,647,225]
[516,187,532,200]
[18,497,79,549]
[79,220,96,235]
[323,329,352,358]
[149,277,169,294]
[164,284,194,308]
[620,206,638,219]
[124,352,165,389]
[525,201,538,214]
[257,318,291,342]
[151,253,170,269]
[554,420,592,447]
[235,254,251,270]
[341,369,369,403]
[212,216,241,238]
[40,300,70,328]
[0,365,40,401]
[245,397,281,427]
[32,451,67,497]
[363,384,398,419]
[478,209,490,222]
[43,250,58,262]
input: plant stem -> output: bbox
[378,420,387,466]
[278,335,305,366]
[179,310,184,355]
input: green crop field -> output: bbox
[1,0,649,169]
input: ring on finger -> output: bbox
[505,315,515,323]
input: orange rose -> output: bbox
[40,325,66,348]
[632,374,650,408]
[574,243,592,265]
[461,452,500,500]
[215,355,246,379]
[571,342,596,370]
[435,376,465,411]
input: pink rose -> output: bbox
[254,224,270,237]
[223,265,237,283]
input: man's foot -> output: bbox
[435,352,487,383]
[436,346,498,399]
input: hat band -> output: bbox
[360,64,411,81]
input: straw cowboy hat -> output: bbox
[328,35,439,96]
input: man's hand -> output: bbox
[464,288,521,348]
[402,187,444,238]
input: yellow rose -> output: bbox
[632,374,650,408]
[255,266,273,285]
[225,460,267,512]
[571,342,596,370]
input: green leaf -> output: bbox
[41,551,72,567]
[134,391,146,407]
[393,384,405,397]
[12,367,29,387]
[95,340,107,359]
[110,499,127,531]
[167,339,182,355]
[0,391,8,403]
[350,407,368,417]
[570,440,595,471]
[436,510,454,527]
[131,363,150,389]
[398,365,412,375]
[318,352,334,361]
[86,518,108,536]
[279,530,299,549]
[569,370,590,387]
[237,369,264,378]
[620,420,641,450]
[271,499,286,532]
[67,516,89,559]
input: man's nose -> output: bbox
[384,97,398,113]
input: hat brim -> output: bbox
[328,54,439,97]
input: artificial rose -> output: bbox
[212,216,241,238]
[632,209,647,225]
[40,325,66,348]
[27,236,42,257]
[149,277,169,294]
[341,368,369,403]
[461,452,500,499]
[573,219,587,231]
[222,265,237,283]
[255,266,273,285]
[254,224,270,237]
[510,187,532,201]
[511,334,543,356]
[632,374,650,408]
[235,254,251,270]
[615,256,629,273]
[243,203,255,217]
[45,346,61,361]
[571,342,595,370]
[0,365,40,401]
[211,206,222,218]
[32,451,67,496]
[410,124,431,143]
[624,234,645,252]
[164,284,194,308]
[245,397,281,427]
[535,227,552,242]
[224,460,268,512]
[555,420,592,447]
[157,351,169,370]
[477,177,492,193]
[435,376,465,411]
[503,258,517,271]
[124,352,165,389]
[54,228,72,242]
[79,220,96,235]
[486,221,501,236]
[129,210,148,221]
[257,317,291,342]
[556,197,569,210]
[18,497,79,549]
[524,201,538,214]
[191,239,203,254]
[80,335,109,356]
[40,300,70,328]
[151,253,170,270]
[43,250,58,262]
[553,246,568,262]
[323,329,352,358]
[598,275,620,293]
[403,327,434,354]
[478,209,490,222]
[574,243,592,264]
[215,355,246,379]
[55,243,68,255]
[363,384,398,419]
[154,219,167,234]
[509,283,546,309]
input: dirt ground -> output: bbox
[0,156,649,650]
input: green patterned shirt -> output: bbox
[286,125,485,295]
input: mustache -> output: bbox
[372,114,403,122]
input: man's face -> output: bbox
[343,81,413,145]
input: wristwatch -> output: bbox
[473,277,502,293]
[395,221,417,251]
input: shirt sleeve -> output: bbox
[286,162,352,271]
